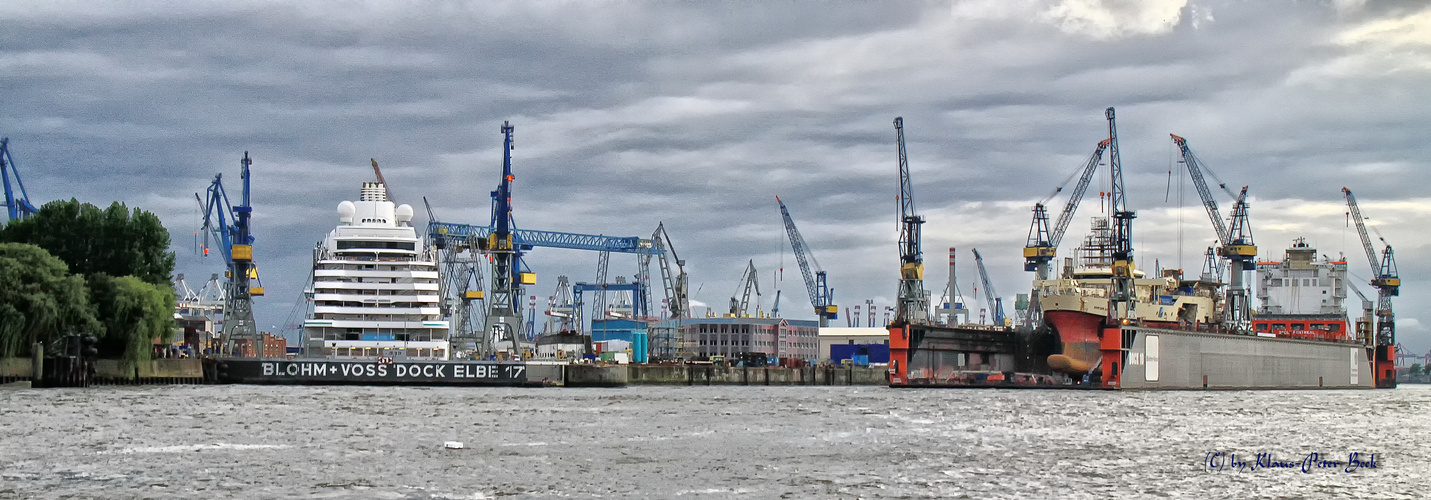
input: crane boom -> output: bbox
[972,248,1004,326]
[1048,139,1113,250]
[893,117,929,325]
[776,196,837,326]
[370,158,395,202]
[1169,135,1232,243]
[0,138,39,223]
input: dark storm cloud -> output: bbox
[3,1,1428,348]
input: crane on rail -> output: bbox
[0,138,39,223]
[1023,137,1112,327]
[892,117,930,326]
[776,196,838,326]
[1343,186,1399,387]
[1169,134,1257,332]
[972,248,1005,326]
[199,152,263,356]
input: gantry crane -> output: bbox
[1343,186,1398,387]
[776,196,837,326]
[729,260,761,317]
[200,152,263,356]
[1104,108,1136,320]
[0,138,39,223]
[893,117,929,325]
[1169,134,1257,332]
[482,121,537,358]
[1023,137,1112,327]
[972,248,1005,326]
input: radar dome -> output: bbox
[337,200,356,224]
[395,204,414,224]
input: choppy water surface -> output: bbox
[2,384,1427,498]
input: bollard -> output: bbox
[31,342,43,386]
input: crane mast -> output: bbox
[1168,134,1257,332]
[972,248,1004,326]
[893,117,929,325]
[1343,187,1398,387]
[1104,107,1137,320]
[776,196,837,326]
[483,121,532,359]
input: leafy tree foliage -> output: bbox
[0,199,175,286]
[87,274,175,367]
[0,243,100,357]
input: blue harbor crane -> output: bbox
[481,121,535,359]
[892,117,930,326]
[1023,137,1111,327]
[776,196,837,326]
[1170,134,1257,333]
[1343,187,1398,388]
[199,152,262,356]
[971,248,1005,326]
[0,138,39,223]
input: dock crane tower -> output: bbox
[483,121,536,358]
[729,260,761,317]
[892,117,930,326]
[776,196,838,326]
[1343,187,1398,388]
[1023,137,1112,327]
[0,138,39,223]
[200,152,262,356]
[645,222,689,319]
[1169,134,1257,332]
[971,248,1005,326]
[1104,108,1137,320]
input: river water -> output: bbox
[1,384,1426,498]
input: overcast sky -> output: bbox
[4,0,1429,353]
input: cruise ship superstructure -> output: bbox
[302,182,450,360]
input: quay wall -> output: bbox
[627,364,886,386]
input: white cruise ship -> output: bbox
[302,181,450,359]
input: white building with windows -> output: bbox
[303,182,450,359]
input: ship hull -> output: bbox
[1043,310,1104,374]
[889,323,1377,390]
[1108,327,1375,390]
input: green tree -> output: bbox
[0,243,100,357]
[0,199,175,286]
[1412,363,1423,376]
[87,274,175,367]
